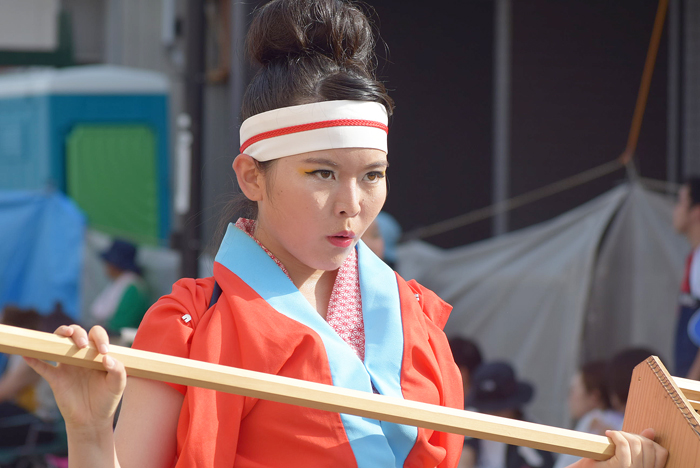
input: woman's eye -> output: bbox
[365,171,385,182]
[308,170,334,180]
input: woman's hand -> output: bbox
[23,324,126,430]
[575,429,668,468]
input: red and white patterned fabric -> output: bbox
[326,250,364,360]
[235,218,291,278]
[235,218,365,359]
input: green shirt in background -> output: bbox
[107,282,149,332]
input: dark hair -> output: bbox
[1,305,42,331]
[606,347,656,407]
[41,302,76,333]
[579,360,611,409]
[449,337,483,373]
[218,0,394,236]
[684,177,700,206]
[242,0,393,121]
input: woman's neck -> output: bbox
[248,220,339,318]
[295,269,338,320]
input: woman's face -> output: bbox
[254,147,388,275]
[568,372,601,420]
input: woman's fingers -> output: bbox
[644,429,668,468]
[55,324,111,355]
[23,356,56,381]
[21,325,127,430]
[607,430,633,466]
[88,326,111,355]
[55,324,89,348]
[654,444,669,468]
[46,324,122,384]
[605,430,668,468]
[102,355,127,396]
[58,325,122,380]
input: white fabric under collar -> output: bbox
[239,100,388,161]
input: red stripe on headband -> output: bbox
[240,119,389,153]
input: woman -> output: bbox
[25,1,667,467]
[90,239,149,334]
[554,361,624,468]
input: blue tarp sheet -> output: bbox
[0,191,85,318]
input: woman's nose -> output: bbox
[335,181,361,217]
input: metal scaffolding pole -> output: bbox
[230,0,246,150]
[181,0,206,278]
[492,0,512,236]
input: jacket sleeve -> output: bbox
[400,276,464,468]
[131,277,216,394]
[405,279,453,330]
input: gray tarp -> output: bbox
[397,183,688,428]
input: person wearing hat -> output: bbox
[449,336,483,399]
[460,362,554,468]
[89,239,149,333]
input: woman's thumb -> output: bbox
[23,356,56,381]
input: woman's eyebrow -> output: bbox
[365,161,389,169]
[301,158,389,169]
[302,158,338,167]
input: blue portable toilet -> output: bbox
[0,65,170,245]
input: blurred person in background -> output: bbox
[361,211,402,269]
[553,360,623,468]
[606,348,657,415]
[459,362,555,468]
[89,239,150,335]
[0,305,60,448]
[672,177,700,379]
[449,336,483,399]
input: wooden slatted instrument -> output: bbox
[622,356,700,467]
[0,324,697,466]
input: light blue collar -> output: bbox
[214,224,417,468]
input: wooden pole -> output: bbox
[0,324,615,460]
[620,0,669,164]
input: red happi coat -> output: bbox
[133,226,463,468]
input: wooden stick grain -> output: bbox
[0,324,614,459]
[674,376,700,401]
[674,378,700,412]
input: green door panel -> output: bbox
[66,125,159,244]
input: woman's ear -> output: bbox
[233,154,264,201]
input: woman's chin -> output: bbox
[308,252,351,272]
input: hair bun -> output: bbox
[241,0,393,120]
[248,0,375,71]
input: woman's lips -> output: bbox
[327,232,355,248]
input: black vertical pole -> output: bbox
[230,0,246,141]
[181,0,206,278]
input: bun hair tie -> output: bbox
[239,100,389,161]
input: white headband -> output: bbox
[239,100,389,161]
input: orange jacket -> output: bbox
[133,227,463,468]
